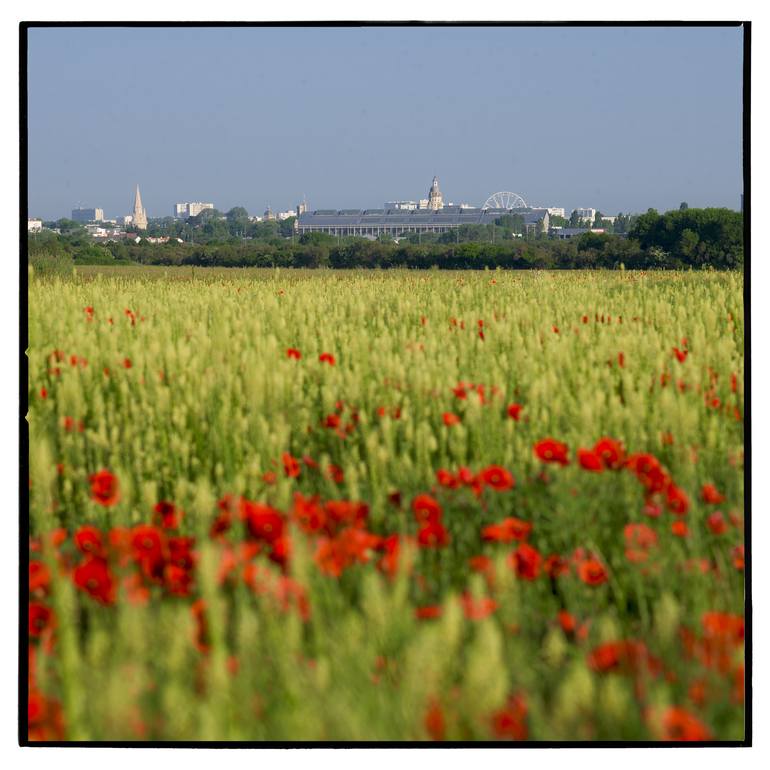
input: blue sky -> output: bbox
[26,25,744,220]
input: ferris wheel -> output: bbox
[482,191,528,210]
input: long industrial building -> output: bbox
[296,206,549,238]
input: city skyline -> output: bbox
[27,25,743,221]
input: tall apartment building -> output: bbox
[174,202,214,218]
[71,207,104,223]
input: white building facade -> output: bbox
[174,202,214,218]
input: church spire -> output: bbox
[132,184,148,230]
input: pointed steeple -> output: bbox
[132,184,148,230]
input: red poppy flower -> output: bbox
[89,469,120,507]
[665,484,690,516]
[324,500,369,531]
[578,559,608,586]
[191,599,210,654]
[415,605,443,620]
[314,537,350,577]
[482,517,532,543]
[673,347,688,363]
[593,437,625,469]
[469,554,493,573]
[577,448,604,472]
[557,610,577,634]
[624,523,658,563]
[436,469,459,489]
[73,557,115,604]
[322,464,343,484]
[39,387,47,399]
[642,499,663,518]
[418,521,449,548]
[286,348,301,359]
[452,384,468,400]
[587,640,652,674]
[424,699,445,741]
[706,511,728,535]
[460,593,498,620]
[74,525,104,556]
[534,438,569,466]
[658,707,711,741]
[29,561,50,597]
[732,545,745,570]
[210,496,234,539]
[509,543,542,580]
[319,352,336,365]
[479,465,515,491]
[323,413,341,429]
[412,494,443,525]
[702,612,744,643]
[626,454,670,493]
[506,403,522,421]
[701,484,725,505]
[282,452,301,478]
[130,525,166,579]
[122,358,132,369]
[153,500,182,529]
[671,520,689,537]
[243,503,285,543]
[490,694,528,741]
[29,602,55,638]
[442,412,461,426]
[377,534,402,578]
[544,554,570,578]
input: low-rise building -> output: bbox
[574,208,596,222]
[550,227,605,239]
[28,218,43,233]
[385,201,419,210]
[297,207,550,238]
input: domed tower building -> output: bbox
[428,175,444,210]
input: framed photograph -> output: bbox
[21,20,749,746]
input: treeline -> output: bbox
[28,207,743,272]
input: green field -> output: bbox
[27,267,745,742]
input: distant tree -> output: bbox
[593,211,604,229]
[54,218,85,234]
[226,206,249,221]
[299,231,336,247]
[569,210,581,228]
[279,217,297,238]
[679,202,689,211]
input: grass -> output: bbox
[27,268,745,742]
